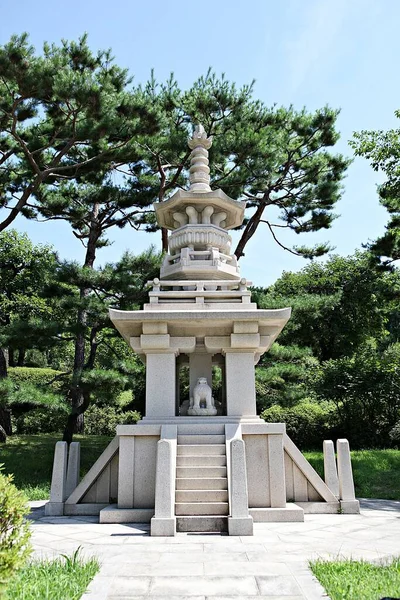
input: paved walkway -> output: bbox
[28,500,400,600]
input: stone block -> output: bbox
[142,322,168,334]
[340,500,360,514]
[44,502,64,516]
[140,334,170,349]
[233,320,259,334]
[99,505,154,523]
[249,504,304,522]
[150,516,176,536]
[230,333,260,348]
[228,516,254,536]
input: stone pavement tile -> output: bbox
[102,562,204,577]
[204,561,291,576]
[203,543,266,554]
[148,576,259,596]
[103,576,151,596]
[103,552,163,564]
[108,596,206,600]
[83,575,116,600]
[207,597,305,600]
[159,552,249,564]
[256,575,304,597]
[288,563,328,600]
[123,543,204,553]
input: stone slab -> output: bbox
[249,504,304,522]
[64,503,109,516]
[99,505,154,523]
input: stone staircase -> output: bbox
[175,424,229,532]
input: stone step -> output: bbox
[177,444,226,456]
[176,516,228,533]
[176,455,226,467]
[177,434,225,445]
[176,477,228,490]
[176,489,229,503]
[176,466,227,479]
[177,424,225,435]
[175,502,229,516]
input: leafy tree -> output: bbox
[254,252,398,361]
[0,33,350,261]
[0,230,58,440]
[255,343,318,411]
[46,247,161,442]
[125,72,350,259]
[351,113,400,265]
[0,33,159,232]
[0,230,57,370]
[313,342,400,448]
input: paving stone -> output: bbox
[256,575,304,596]
[148,576,259,596]
[204,561,291,576]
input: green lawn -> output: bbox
[0,434,112,500]
[4,550,100,600]
[310,557,400,600]
[304,449,400,500]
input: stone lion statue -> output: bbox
[188,377,217,416]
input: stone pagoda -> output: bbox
[46,126,360,535]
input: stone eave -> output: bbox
[109,307,291,343]
[154,189,246,230]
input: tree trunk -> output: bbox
[17,348,25,367]
[234,202,266,260]
[8,348,15,367]
[161,227,168,253]
[63,205,100,444]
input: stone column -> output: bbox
[225,352,257,417]
[145,353,177,418]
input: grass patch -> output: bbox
[4,549,100,600]
[304,449,400,500]
[310,556,400,600]
[0,434,112,500]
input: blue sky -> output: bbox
[1,0,398,285]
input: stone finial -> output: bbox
[188,124,213,193]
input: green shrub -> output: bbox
[8,368,66,394]
[0,466,31,591]
[84,405,140,436]
[312,342,400,448]
[261,401,337,449]
[15,406,69,434]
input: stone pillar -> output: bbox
[118,435,135,508]
[225,352,256,417]
[228,438,253,535]
[65,442,80,499]
[45,441,68,516]
[189,352,213,397]
[145,353,176,418]
[323,440,339,497]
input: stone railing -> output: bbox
[147,278,252,304]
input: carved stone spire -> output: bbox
[188,124,213,192]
